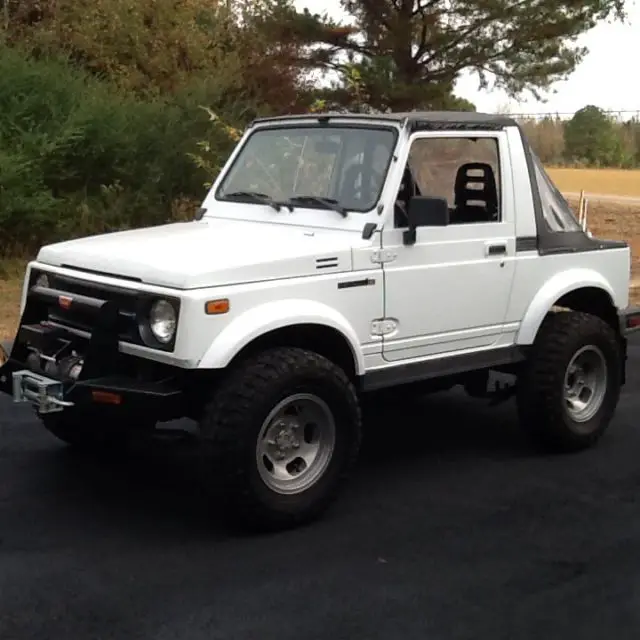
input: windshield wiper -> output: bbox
[288,195,348,218]
[223,191,293,212]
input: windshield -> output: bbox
[215,125,398,213]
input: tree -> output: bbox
[564,105,627,167]
[227,0,316,115]
[277,0,626,112]
[621,118,640,166]
[520,116,565,165]
[4,0,310,114]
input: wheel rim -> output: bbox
[563,345,608,425]
[256,393,336,495]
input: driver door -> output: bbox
[381,131,517,362]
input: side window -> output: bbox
[395,136,502,227]
[530,152,582,232]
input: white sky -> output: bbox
[293,0,640,116]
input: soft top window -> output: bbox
[530,151,581,232]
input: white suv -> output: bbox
[2,111,639,531]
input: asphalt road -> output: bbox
[3,342,640,640]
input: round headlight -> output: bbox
[35,273,50,288]
[149,299,177,344]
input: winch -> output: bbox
[24,348,84,383]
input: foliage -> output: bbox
[276,0,625,111]
[3,0,308,114]
[564,105,630,167]
[0,0,637,258]
[187,107,244,188]
[0,44,212,253]
[520,116,566,166]
[516,110,640,169]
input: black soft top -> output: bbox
[251,111,518,130]
[249,109,627,256]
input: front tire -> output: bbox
[199,347,362,532]
[517,311,622,453]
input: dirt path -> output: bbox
[564,192,640,205]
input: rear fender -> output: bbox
[516,269,617,345]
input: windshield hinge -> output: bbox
[371,249,397,264]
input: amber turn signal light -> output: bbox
[91,390,122,405]
[205,299,230,315]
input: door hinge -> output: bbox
[371,318,398,336]
[371,249,397,264]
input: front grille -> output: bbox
[43,272,143,345]
[27,268,180,352]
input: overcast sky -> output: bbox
[293,0,640,116]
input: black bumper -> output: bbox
[620,306,640,336]
[1,361,183,413]
[0,284,184,420]
[616,306,640,386]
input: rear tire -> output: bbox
[516,311,622,453]
[199,347,362,532]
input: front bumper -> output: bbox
[0,284,184,420]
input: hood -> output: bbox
[36,218,357,289]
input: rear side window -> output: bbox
[530,152,581,232]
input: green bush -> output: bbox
[0,45,237,254]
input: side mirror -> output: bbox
[403,196,450,245]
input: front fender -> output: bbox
[516,268,617,345]
[197,299,365,374]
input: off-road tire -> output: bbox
[516,311,622,453]
[199,347,362,532]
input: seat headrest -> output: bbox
[454,162,498,214]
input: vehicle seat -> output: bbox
[453,163,498,223]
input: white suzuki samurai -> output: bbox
[2,111,639,531]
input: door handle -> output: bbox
[486,243,507,256]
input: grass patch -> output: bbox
[569,198,640,276]
[547,168,640,197]
[0,259,28,341]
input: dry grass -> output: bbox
[0,259,28,341]
[565,197,640,306]
[2,197,640,340]
[572,198,640,272]
[547,168,640,198]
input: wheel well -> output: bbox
[552,287,619,332]
[228,324,358,380]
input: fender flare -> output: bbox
[516,269,617,345]
[197,298,365,374]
